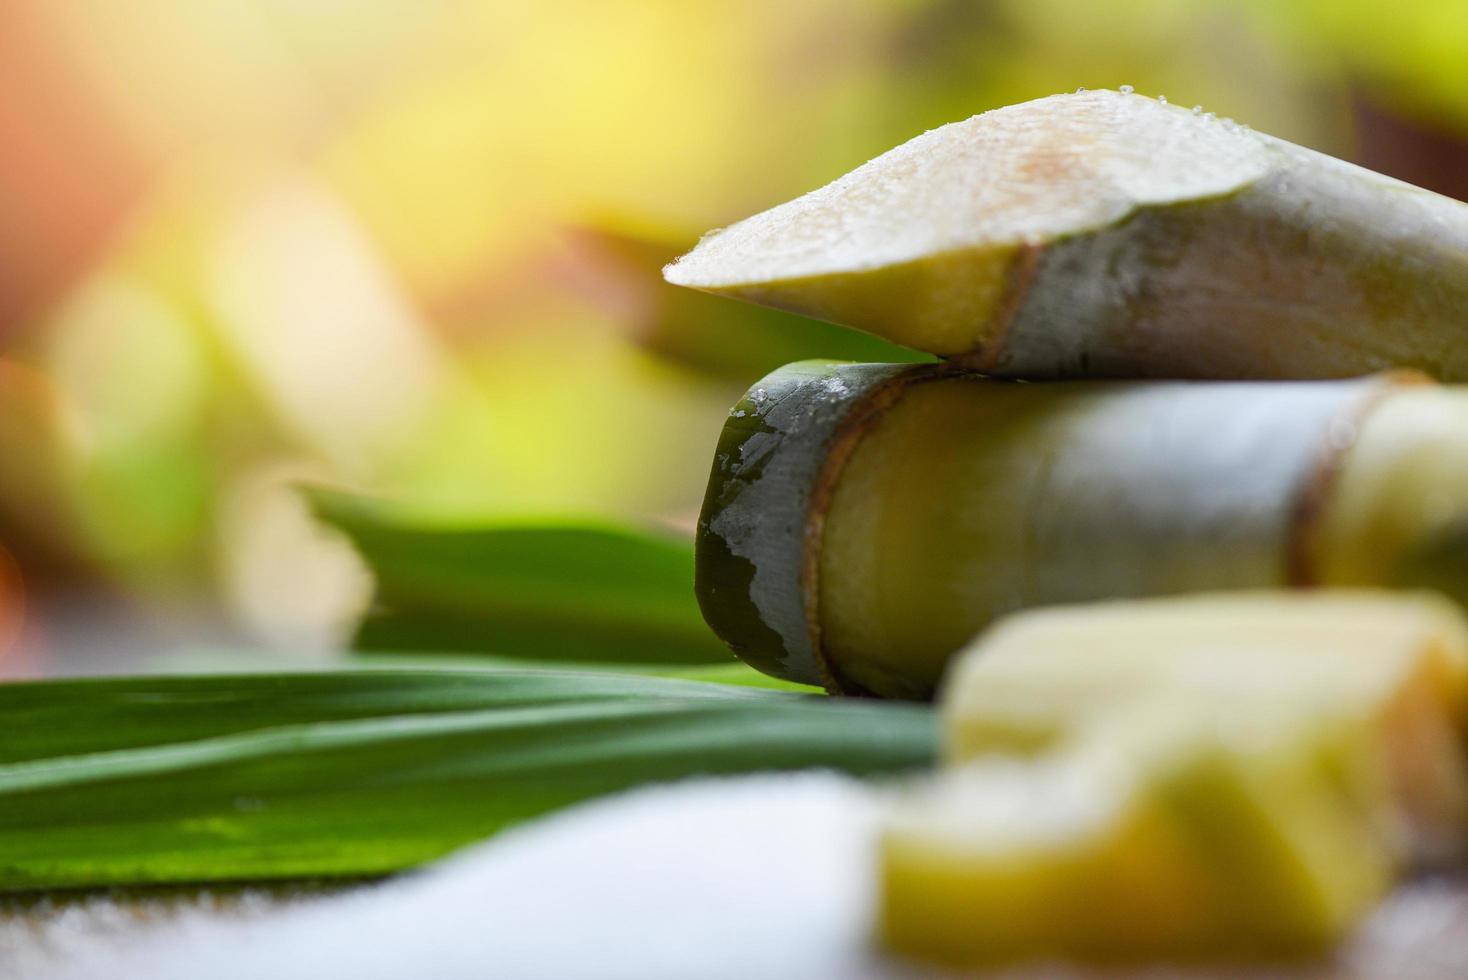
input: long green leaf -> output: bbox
[0,668,933,892]
[150,649,818,692]
[308,488,734,664]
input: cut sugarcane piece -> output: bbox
[695,361,1468,697]
[941,592,1468,863]
[945,591,1468,743]
[880,706,1395,967]
[1119,706,1396,954]
[881,750,1210,966]
[666,90,1468,381]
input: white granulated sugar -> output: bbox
[11,772,931,980]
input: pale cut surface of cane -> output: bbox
[666,90,1468,380]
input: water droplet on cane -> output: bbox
[1119,84,1134,95]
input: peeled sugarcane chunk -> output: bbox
[1118,707,1394,955]
[666,90,1468,381]
[944,591,1468,749]
[880,707,1394,967]
[881,751,1208,966]
[942,592,1468,862]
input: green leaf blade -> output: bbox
[0,669,933,892]
[308,489,735,665]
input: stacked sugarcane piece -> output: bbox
[884,592,1468,964]
[666,89,1468,966]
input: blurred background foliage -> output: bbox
[0,0,1464,674]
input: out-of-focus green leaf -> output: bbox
[308,488,733,664]
[0,667,932,892]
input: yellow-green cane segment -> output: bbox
[696,365,1468,697]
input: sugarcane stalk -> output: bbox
[694,361,1468,698]
[666,90,1468,381]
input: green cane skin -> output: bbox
[693,360,931,687]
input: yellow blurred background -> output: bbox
[1,0,1465,673]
